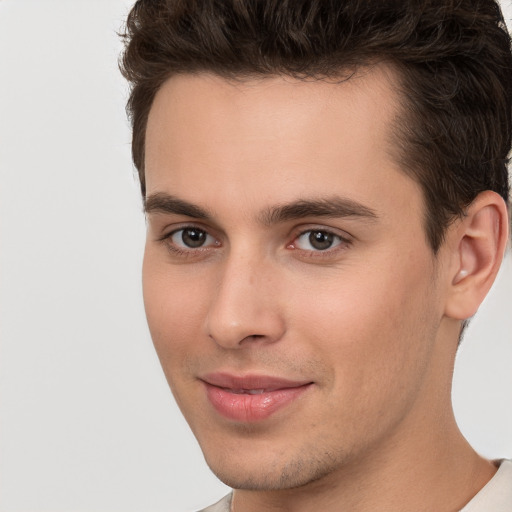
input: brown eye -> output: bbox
[181,228,207,248]
[308,231,335,250]
[170,227,217,249]
[293,230,345,252]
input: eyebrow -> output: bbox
[259,197,378,225]
[144,192,378,224]
[144,193,212,219]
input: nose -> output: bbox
[205,252,286,349]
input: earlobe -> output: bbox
[444,191,509,320]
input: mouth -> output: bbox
[200,373,313,422]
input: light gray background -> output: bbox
[0,1,510,511]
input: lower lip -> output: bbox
[204,383,311,422]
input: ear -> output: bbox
[444,191,509,320]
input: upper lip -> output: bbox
[200,372,312,391]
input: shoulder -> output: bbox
[197,493,232,512]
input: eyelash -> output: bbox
[159,225,352,259]
[287,229,352,258]
[159,226,219,258]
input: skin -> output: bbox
[142,68,507,512]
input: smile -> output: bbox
[200,373,313,422]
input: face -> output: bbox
[143,70,451,490]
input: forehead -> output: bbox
[145,68,399,171]
[144,68,421,228]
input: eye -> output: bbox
[292,230,345,251]
[169,227,218,249]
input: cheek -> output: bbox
[142,251,210,363]
[287,276,437,448]
[288,255,438,397]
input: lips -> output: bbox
[201,373,313,422]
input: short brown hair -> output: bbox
[120,0,512,251]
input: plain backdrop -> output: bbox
[0,1,511,511]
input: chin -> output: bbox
[203,448,345,491]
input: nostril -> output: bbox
[243,334,265,342]
[205,294,286,348]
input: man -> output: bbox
[120,1,512,510]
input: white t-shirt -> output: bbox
[199,459,512,512]
[460,459,512,511]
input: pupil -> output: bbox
[309,231,333,250]
[182,229,206,248]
